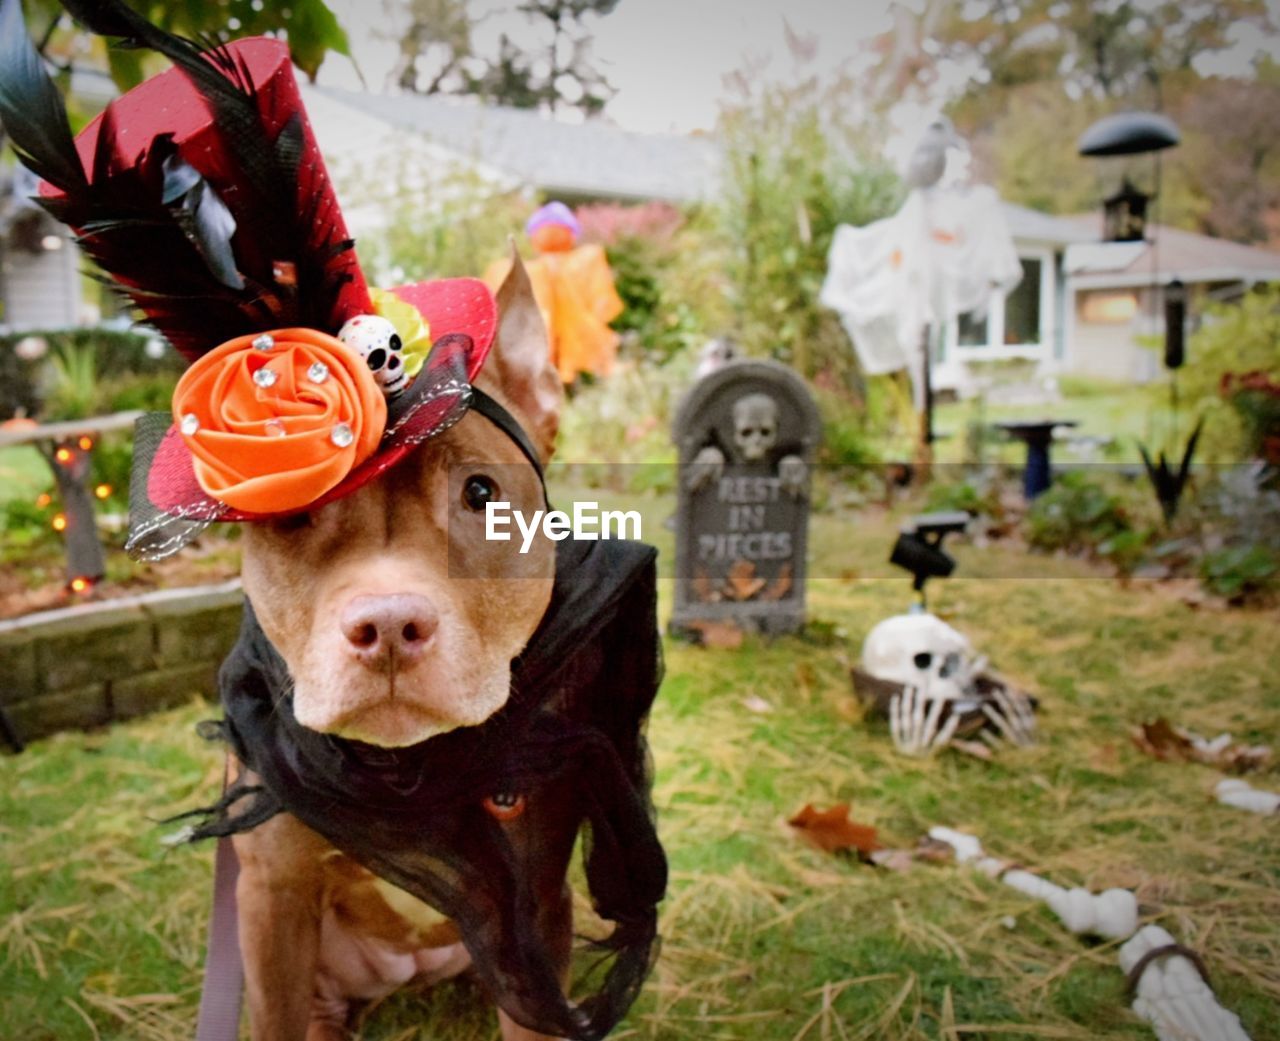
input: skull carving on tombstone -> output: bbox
[861,612,981,706]
[732,392,778,462]
[337,314,409,398]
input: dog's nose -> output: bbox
[340,594,439,666]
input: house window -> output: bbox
[1079,290,1137,324]
[1003,258,1042,346]
[957,310,989,347]
[951,252,1049,354]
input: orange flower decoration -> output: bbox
[172,328,387,514]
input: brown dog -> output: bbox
[230,255,567,1041]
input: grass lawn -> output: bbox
[931,377,1181,467]
[0,446,50,505]
[2,492,1277,1040]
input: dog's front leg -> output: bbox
[233,809,331,1041]
[497,875,574,1041]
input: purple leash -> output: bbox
[195,836,244,1040]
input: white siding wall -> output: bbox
[0,226,82,330]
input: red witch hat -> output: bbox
[0,0,498,558]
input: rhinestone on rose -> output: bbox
[306,361,330,384]
[330,423,355,448]
[180,413,200,435]
[264,419,287,438]
[253,367,278,388]
[252,333,275,352]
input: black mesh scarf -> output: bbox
[189,535,666,1040]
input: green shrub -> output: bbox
[1024,472,1133,554]
[1180,286,1280,462]
[1199,544,1280,601]
[1,495,59,556]
[104,372,178,413]
[0,326,181,421]
[926,476,1003,520]
[716,75,900,380]
[818,386,880,469]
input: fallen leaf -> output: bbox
[760,562,793,601]
[1131,718,1193,761]
[787,803,881,855]
[685,619,744,649]
[1131,718,1271,772]
[724,559,766,601]
[692,568,720,603]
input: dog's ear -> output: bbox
[482,243,563,462]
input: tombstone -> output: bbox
[670,359,821,637]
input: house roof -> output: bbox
[311,89,1128,257]
[315,87,721,204]
[1061,213,1280,288]
[1000,202,1093,247]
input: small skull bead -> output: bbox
[336,314,408,398]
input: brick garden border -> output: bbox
[0,580,243,748]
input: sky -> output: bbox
[319,0,900,134]
[316,0,1280,173]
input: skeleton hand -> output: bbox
[980,686,1036,747]
[777,454,808,499]
[889,682,960,756]
[686,446,725,492]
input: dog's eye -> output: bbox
[462,474,498,512]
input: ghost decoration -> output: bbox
[337,314,409,399]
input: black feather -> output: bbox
[0,0,86,190]
[3,0,366,359]
[161,151,244,290]
[59,0,279,202]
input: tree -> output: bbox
[24,0,350,88]
[388,0,620,116]
[869,0,1280,241]
[381,0,474,94]
[900,0,1276,109]
[1173,66,1280,243]
[717,57,900,380]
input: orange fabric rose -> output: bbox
[172,328,387,514]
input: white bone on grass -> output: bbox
[927,827,1137,939]
[1120,926,1253,1041]
[1215,779,1280,815]
[889,677,960,756]
[980,685,1037,747]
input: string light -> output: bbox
[51,513,68,532]
[55,447,73,464]
[94,484,112,500]
[35,493,52,508]
[69,577,93,594]
[78,436,94,451]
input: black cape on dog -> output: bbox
[189,536,667,1040]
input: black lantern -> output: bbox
[1164,278,1186,370]
[1103,178,1150,243]
[1078,112,1180,243]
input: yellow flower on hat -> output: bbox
[370,287,433,378]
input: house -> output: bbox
[8,75,1279,390]
[308,86,721,207]
[0,69,117,336]
[930,202,1093,397]
[1060,217,1280,384]
[0,167,81,332]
